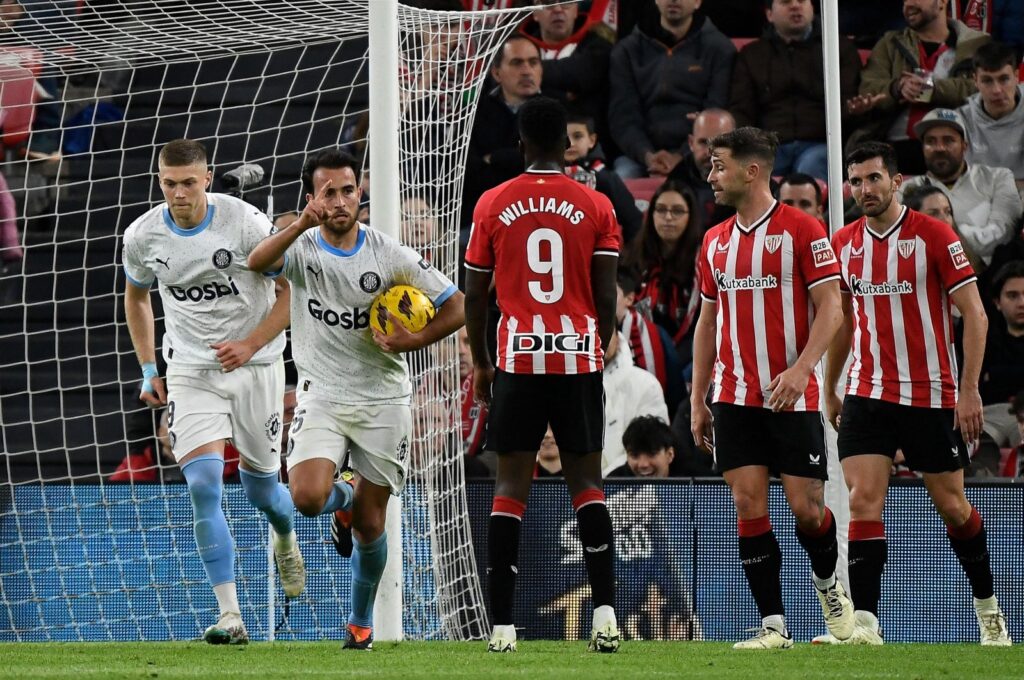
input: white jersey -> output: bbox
[122,193,286,369]
[282,224,457,405]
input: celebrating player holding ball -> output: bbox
[248,149,464,650]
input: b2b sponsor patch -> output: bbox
[948,242,970,270]
[811,238,837,267]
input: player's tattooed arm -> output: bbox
[212,278,291,372]
[248,180,332,272]
[464,268,495,406]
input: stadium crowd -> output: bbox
[0,0,1021,483]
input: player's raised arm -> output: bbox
[248,180,331,272]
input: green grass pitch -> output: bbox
[4,641,1022,679]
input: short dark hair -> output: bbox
[779,172,823,206]
[1010,390,1024,418]
[622,415,674,455]
[709,127,779,170]
[903,184,951,214]
[566,110,596,135]
[518,96,567,153]
[991,260,1024,298]
[491,34,538,71]
[301,148,360,195]
[159,139,207,167]
[845,141,899,178]
[616,267,638,296]
[973,41,1018,73]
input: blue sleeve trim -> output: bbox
[433,284,458,308]
[263,253,287,278]
[124,267,154,289]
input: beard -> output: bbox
[860,193,893,218]
[926,152,961,180]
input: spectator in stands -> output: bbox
[668,108,736,228]
[903,184,983,271]
[608,415,675,478]
[457,326,488,463]
[624,179,703,359]
[520,1,615,154]
[401,191,438,257]
[273,212,299,231]
[901,108,1022,269]
[949,0,1024,59]
[837,1,907,49]
[564,111,641,244]
[461,35,541,228]
[976,261,1024,461]
[0,171,23,268]
[535,425,562,477]
[778,172,825,223]
[958,42,1024,195]
[729,0,862,181]
[847,0,990,175]
[608,0,735,179]
[616,268,686,415]
[1001,390,1024,477]
[602,330,669,477]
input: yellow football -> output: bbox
[370,284,436,334]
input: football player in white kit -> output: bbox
[248,149,465,650]
[123,139,304,645]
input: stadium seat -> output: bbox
[732,37,756,51]
[0,63,36,151]
[624,176,665,212]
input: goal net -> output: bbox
[0,0,532,642]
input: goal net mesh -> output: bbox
[0,0,531,641]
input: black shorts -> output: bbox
[837,395,969,473]
[710,403,828,479]
[485,370,604,454]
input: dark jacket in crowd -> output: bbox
[729,23,862,144]
[668,153,734,230]
[608,13,735,165]
[565,144,642,244]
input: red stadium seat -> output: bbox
[624,176,665,212]
[0,63,36,151]
[732,37,756,51]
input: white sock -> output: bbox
[763,614,786,633]
[593,604,616,629]
[813,572,837,591]
[491,624,516,638]
[974,595,999,612]
[272,528,297,552]
[213,581,240,616]
[855,610,879,631]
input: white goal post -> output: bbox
[0,0,533,642]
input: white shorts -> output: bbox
[286,391,412,494]
[166,359,285,473]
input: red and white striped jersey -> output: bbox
[465,170,621,375]
[698,201,840,410]
[831,207,977,408]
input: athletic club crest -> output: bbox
[359,271,381,293]
[897,240,916,259]
[765,235,783,254]
[265,412,281,441]
[212,248,232,269]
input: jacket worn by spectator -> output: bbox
[855,20,989,144]
[601,332,669,477]
[521,15,615,140]
[901,164,1023,265]
[564,144,642,244]
[608,12,734,166]
[729,23,861,144]
[959,84,1024,186]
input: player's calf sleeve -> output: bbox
[737,516,784,618]
[847,520,886,615]
[182,454,234,586]
[795,506,838,580]
[239,468,294,536]
[489,496,525,626]
[573,489,615,609]
[349,531,388,629]
[318,480,354,516]
[946,506,994,600]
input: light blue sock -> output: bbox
[239,467,294,535]
[181,454,234,586]
[349,531,388,628]
[318,480,354,516]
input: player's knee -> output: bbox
[352,514,385,544]
[848,485,884,520]
[932,494,971,526]
[730,488,766,518]
[290,485,327,517]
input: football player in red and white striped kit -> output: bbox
[689,127,854,649]
[464,96,621,654]
[823,142,1011,646]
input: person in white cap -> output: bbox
[900,107,1022,270]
